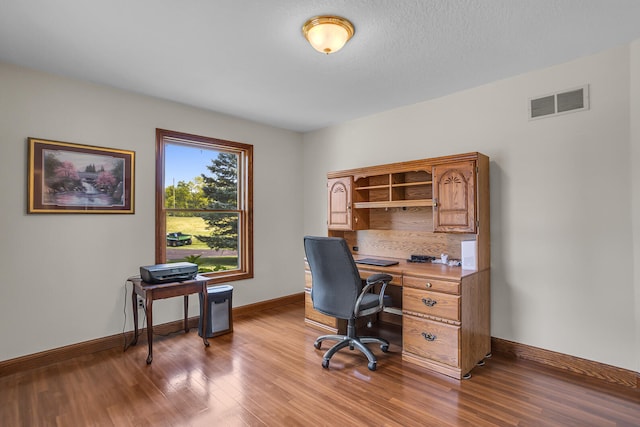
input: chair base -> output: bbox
[314,334,390,371]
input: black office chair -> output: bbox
[303,236,392,371]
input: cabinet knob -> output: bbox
[425,282,432,288]
[422,297,437,307]
[421,332,437,342]
[433,198,438,208]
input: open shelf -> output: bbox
[356,184,390,191]
[353,170,433,210]
[354,199,433,209]
[391,181,432,188]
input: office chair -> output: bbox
[303,236,392,371]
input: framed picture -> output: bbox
[28,138,135,213]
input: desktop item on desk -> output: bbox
[407,255,436,263]
[461,240,477,270]
[355,258,399,267]
[140,262,198,283]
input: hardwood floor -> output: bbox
[1,302,638,426]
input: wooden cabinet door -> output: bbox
[327,177,353,230]
[432,161,476,233]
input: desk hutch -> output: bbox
[304,152,490,379]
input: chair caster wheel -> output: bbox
[322,359,330,369]
[368,361,377,371]
[381,344,389,353]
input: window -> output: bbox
[156,129,253,283]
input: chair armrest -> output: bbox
[355,274,392,317]
[366,273,393,285]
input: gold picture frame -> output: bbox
[28,138,135,214]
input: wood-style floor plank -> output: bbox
[1,303,638,426]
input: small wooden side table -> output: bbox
[128,275,209,364]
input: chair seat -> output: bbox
[359,293,381,311]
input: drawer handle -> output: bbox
[425,282,432,288]
[421,332,437,342]
[422,297,437,307]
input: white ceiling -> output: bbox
[1,1,640,133]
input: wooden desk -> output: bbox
[315,152,491,378]
[305,257,491,379]
[129,276,209,364]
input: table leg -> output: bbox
[131,287,138,346]
[202,284,210,347]
[146,294,153,364]
[183,295,189,333]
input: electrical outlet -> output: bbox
[137,296,145,309]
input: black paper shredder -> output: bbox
[198,285,233,338]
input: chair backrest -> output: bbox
[303,236,362,320]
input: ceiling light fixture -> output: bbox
[302,15,355,54]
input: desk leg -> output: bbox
[183,295,189,333]
[131,287,138,346]
[146,295,153,364]
[201,285,210,347]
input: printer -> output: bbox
[140,262,198,284]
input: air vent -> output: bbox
[529,85,589,120]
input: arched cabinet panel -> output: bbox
[433,161,476,233]
[327,177,352,230]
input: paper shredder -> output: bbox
[198,285,233,338]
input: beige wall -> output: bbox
[631,40,640,373]
[2,40,639,373]
[0,62,305,362]
[304,43,639,371]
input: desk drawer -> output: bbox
[403,276,460,294]
[403,287,460,321]
[403,315,459,368]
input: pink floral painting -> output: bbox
[28,138,134,213]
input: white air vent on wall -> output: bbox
[529,85,589,120]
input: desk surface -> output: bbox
[352,255,478,281]
[129,274,209,288]
[130,275,209,297]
